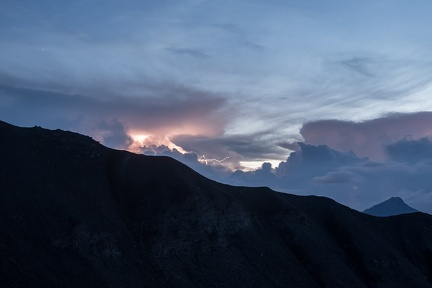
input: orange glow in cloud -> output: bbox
[124,125,258,171]
[126,122,223,155]
[128,131,187,154]
[127,130,278,172]
[132,134,149,143]
[127,129,236,168]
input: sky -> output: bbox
[2,0,432,213]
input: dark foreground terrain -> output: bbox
[1,120,432,288]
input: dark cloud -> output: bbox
[277,141,300,151]
[300,112,432,160]
[231,142,365,189]
[97,119,133,149]
[313,171,364,184]
[166,47,211,59]
[213,23,264,51]
[230,162,277,187]
[386,137,432,163]
[0,82,228,144]
[171,131,288,169]
[229,141,432,214]
[239,39,264,51]
[276,142,361,173]
[339,57,374,77]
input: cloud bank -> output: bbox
[230,138,432,214]
[300,112,432,160]
[0,83,228,147]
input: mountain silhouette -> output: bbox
[363,197,419,217]
[1,120,432,287]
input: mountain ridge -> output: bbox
[1,120,432,287]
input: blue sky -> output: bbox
[2,0,432,212]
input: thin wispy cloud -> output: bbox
[166,47,211,59]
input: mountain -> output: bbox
[1,120,432,287]
[363,197,419,217]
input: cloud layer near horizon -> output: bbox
[300,112,432,160]
[121,112,432,214]
[230,139,432,214]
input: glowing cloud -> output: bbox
[128,131,188,154]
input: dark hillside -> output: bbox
[1,120,432,287]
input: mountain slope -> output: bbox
[363,197,419,216]
[1,120,432,287]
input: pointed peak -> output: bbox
[363,196,418,217]
[387,196,404,202]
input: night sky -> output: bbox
[2,0,432,213]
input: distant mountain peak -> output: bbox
[363,197,418,217]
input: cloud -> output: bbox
[214,23,264,51]
[0,82,228,138]
[300,112,432,160]
[386,137,432,163]
[230,162,277,187]
[97,119,133,149]
[166,47,211,59]
[277,142,300,152]
[170,131,289,170]
[230,142,365,188]
[228,140,432,214]
[339,57,374,77]
[313,171,364,184]
[276,142,361,173]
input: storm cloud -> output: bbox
[0,83,228,146]
[300,112,432,160]
[229,139,432,214]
